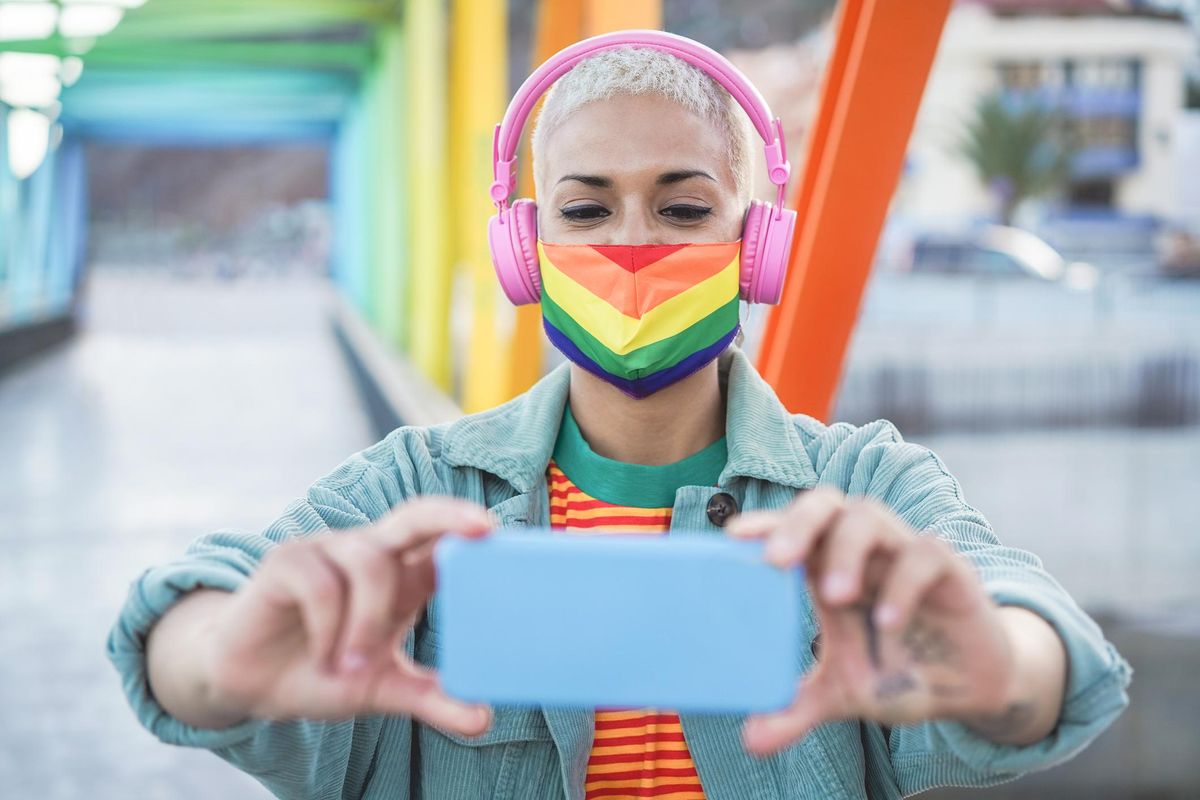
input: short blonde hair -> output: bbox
[530,46,755,208]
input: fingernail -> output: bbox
[822,571,852,601]
[765,539,790,563]
[340,651,366,673]
[874,603,899,629]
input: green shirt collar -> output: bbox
[551,403,727,508]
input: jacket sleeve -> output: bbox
[800,417,1132,795]
[105,427,442,800]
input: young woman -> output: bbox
[108,31,1130,800]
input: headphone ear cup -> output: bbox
[488,198,542,304]
[740,199,766,302]
[511,199,542,299]
[740,200,796,305]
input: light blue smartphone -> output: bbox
[432,528,807,713]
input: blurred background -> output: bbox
[1,0,1197,798]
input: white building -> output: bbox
[898,0,1196,227]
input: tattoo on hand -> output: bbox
[856,606,976,708]
[901,617,959,668]
[875,671,918,702]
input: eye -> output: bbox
[661,204,713,222]
[559,205,610,222]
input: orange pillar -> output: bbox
[507,0,585,399]
[507,0,662,399]
[582,0,661,33]
[756,0,952,421]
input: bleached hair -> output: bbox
[530,46,755,207]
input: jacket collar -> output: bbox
[441,347,818,493]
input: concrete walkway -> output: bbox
[0,271,375,798]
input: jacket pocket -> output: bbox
[412,632,562,800]
[414,627,553,747]
[412,606,565,799]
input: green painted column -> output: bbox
[364,22,410,349]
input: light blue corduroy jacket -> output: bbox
[107,346,1131,800]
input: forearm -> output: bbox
[146,588,248,731]
[960,605,1068,745]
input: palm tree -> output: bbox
[958,93,1074,226]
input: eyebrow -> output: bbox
[555,169,716,188]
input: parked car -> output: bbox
[902,225,1099,290]
[1155,225,1200,280]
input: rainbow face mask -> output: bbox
[538,239,742,399]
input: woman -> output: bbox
[108,31,1130,800]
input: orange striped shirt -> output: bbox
[548,459,708,800]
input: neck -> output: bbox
[567,360,726,466]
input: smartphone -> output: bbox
[432,528,806,713]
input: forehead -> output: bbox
[541,93,733,184]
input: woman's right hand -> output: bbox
[193,496,495,736]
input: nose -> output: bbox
[604,201,662,245]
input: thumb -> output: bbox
[370,660,493,738]
[742,663,844,756]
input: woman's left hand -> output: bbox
[726,487,1062,756]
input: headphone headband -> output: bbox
[489,29,791,216]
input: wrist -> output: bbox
[992,606,1034,713]
[960,605,1067,745]
[183,590,253,728]
[200,597,257,726]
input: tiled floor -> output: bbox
[0,271,375,798]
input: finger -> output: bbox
[400,536,440,569]
[817,503,901,607]
[367,496,495,553]
[723,510,783,539]
[320,535,399,673]
[390,549,438,621]
[872,536,957,632]
[371,664,494,737]
[763,487,846,568]
[260,543,347,672]
[742,663,843,756]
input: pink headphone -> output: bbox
[488,29,797,306]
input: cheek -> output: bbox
[535,209,585,244]
[724,206,747,242]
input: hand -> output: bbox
[726,488,1054,756]
[201,496,496,736]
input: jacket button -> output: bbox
[705,492,739,527]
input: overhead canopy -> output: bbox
[1,0,400,144]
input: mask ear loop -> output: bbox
[734,299,751,349]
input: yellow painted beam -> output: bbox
[451,0,509,413]
[406,0,452,391]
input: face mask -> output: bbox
[538,239,742,399]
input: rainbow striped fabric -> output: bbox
[548,458,709,800]
[538,240,742,398]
